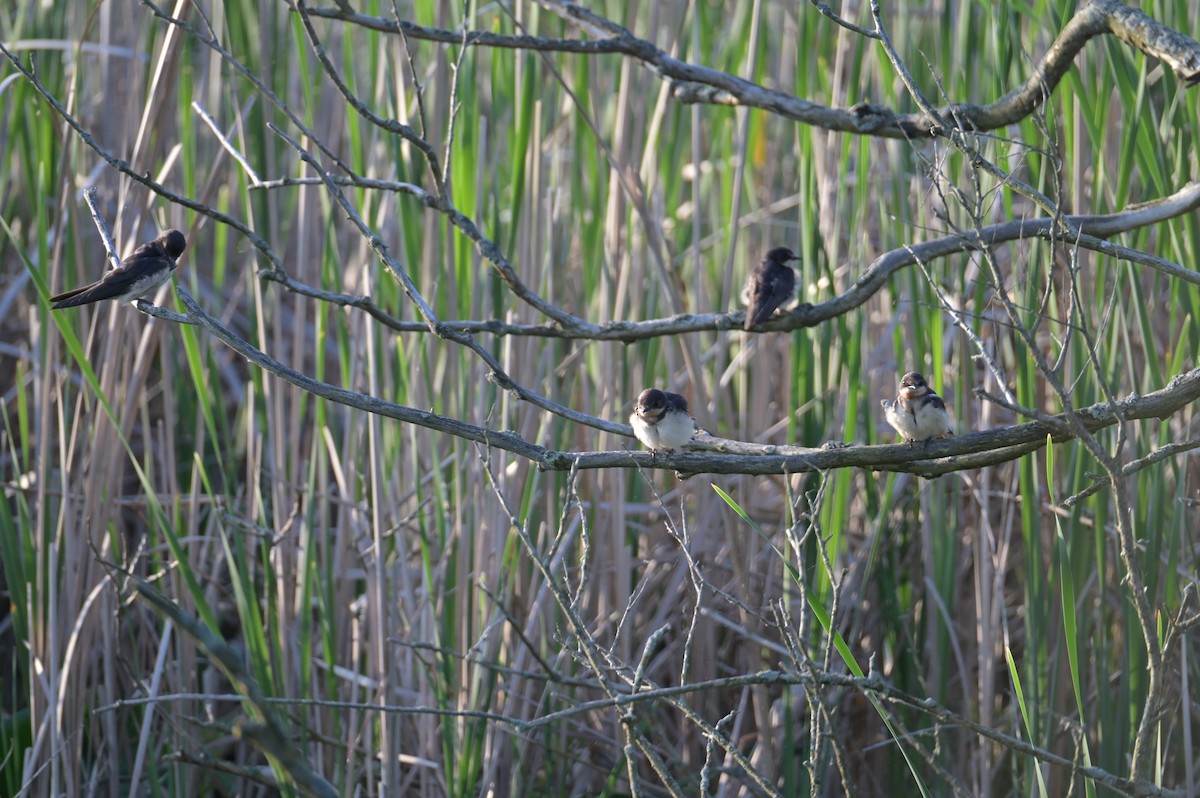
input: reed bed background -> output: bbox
[0,0,1198,796]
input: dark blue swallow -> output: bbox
[743,246,799,330]
[51,229,186,309]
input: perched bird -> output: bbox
[881,371,953,446]
[50,229,187,309]
[743,246,800,330]
[630,388,696,453]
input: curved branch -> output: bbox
[260,178,1200,340]
[163,287,1200,480]
[555,366,1200,477]
[891,0,1200,134]
[1062,437,1200,506]
[305,0,1200,138]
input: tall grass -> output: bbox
[0,0,1197,795]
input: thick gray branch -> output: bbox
[165,289,1200,480]
[305,0,1200,137]
[252,178,1200,340]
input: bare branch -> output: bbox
[70,257,1186,480]
[304,0,1200,137]
[1062,438,1200,506]
[290,0,447,197]
[266,124,621,435]
[250,177,1200,340]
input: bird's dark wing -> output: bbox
[744,267,795,329]
[49,283,96,304]
[50,270,142,308]
[50,243,175,309]
[926,394,946,411]
[664,391,690,414]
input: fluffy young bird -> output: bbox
[743,246,800,330]
[51,229,187,309]
[630,388,696,452]
[881,372,953,446]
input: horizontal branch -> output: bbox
[1062,437,1200,506]
[519,669,1174,797]
[93,669,1176,797]
[305,0,1200,138]
[257,178,1200,341]
[162,285,1200,479]
[551,366,1200,476]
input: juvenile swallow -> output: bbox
[50,229,187,309]
[630,388,696,452]
[881,371,953,446]
[743,246,800,330]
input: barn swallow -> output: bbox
[881,371,953,446]
[743,246,799,330]
[630,388,696,452]
[50,229,186,309]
